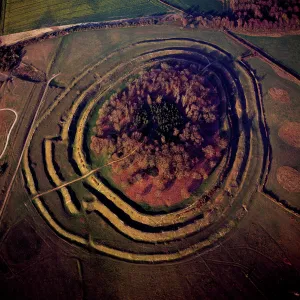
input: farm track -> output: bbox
[0,108,18,159]
[34,139,143,200]
[0,74,59,225]
[0,84,37,192]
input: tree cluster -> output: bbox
[232,0,300,32]
[12,63,46,82]
[0,45,23,71]
[91,62,227,190]
[180,0,300,33]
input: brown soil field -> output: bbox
[278,122,300,148]
[22,38,60,73]
[276,166,300,193]
[0,78,33,109]
[268,87,290,104]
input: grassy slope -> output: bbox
[238,34,300,75]
[51,25,246,86]
[2,0,169,35]
[246,57,300,209]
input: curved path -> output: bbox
[0,108,18,159]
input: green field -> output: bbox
[246,57,300,209]
[238,34,300,75]
[1,0,169,35]
[165,0,225,13]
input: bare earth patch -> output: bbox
[276,166,300,193]
[23,38,60,73]
[278,122,300,148]
[268,88,290,104]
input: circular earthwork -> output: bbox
[23,38,267,263]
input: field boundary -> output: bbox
[225,31,300,217]
[0,0,6,35]
[224,29,300,83]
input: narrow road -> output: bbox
[0,73,60,224]
[0,108,18,159]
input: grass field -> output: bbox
[246,56,300,209]
[238,34,300,75]
[165,0,225,13]
[1,0,169,35]
[50,25,246,86]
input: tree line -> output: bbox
[180,0,300,33]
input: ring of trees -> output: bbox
[23,38,267,263]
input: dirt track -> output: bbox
[0,108,18,159]
[0,73,59,224]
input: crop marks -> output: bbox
[23,37,268,263]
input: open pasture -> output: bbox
[238,34,300,76]
[245,56,300,210]
[1,0,169,35]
